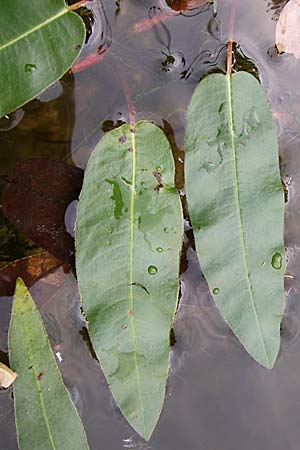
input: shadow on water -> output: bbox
[1,0,300,449]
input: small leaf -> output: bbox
[185,71,285,369]
[0,0,86,118]
[9,278,91,450]
[76,121,183,440]
[0,362,17,389]
[276,0,300,58]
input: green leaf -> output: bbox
[9,278,91,450]
[0,0,85,119]
[185,71,285,369]
[76,121,183,440]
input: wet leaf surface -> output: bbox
[9,278,91,450]
[2,159,83,264]
[2,1,300,449]
[0,0,86,118]
[185,71,285,369]
[76,121,183,440]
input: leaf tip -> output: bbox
[14,277,29,298]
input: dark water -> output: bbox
[1,0,300,449]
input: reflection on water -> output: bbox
[1,0,300,449]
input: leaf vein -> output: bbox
[23,301,57,450]
[226,73,271,366]
[0,8,67,53]
[129,127,146,434]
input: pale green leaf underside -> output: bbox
[9,278,90,450]
[76,121,183,440]
[0,0,85,118]
[185,72,285,369]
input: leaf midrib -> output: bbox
[128,126,146,434]
[0,8,68,53]
[226,73,271,366]
[22,297,57,450]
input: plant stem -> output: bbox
[68,0,87,11]
[226,0,236,76]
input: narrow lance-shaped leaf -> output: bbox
[185,70,285,369]
[9,278,91,450]
[76,121,183,440]
[0,0,86,118]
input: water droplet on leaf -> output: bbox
[156,247,163,252]
[163,227,170,233]
[24,63,37,73]
[148,265,158,275]
[272,252,282,270]
[213,287,219,295]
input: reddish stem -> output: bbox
[72,49,106,73]
[68,0,88,11]
[132,12,178,33]
[227,40,233,77]
[226,1,236,76]
[115,65,135,130]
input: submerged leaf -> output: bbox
[2,159,83,264]
[0,0,86,118]
[0,362,17,389]
[0,252,63,296]
[76,121,183,440]
[276,0,300,58]
[185,72,285,369]
[9,278,90,450]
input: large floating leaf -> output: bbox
[0,0,86,118]
[76,121,183,440]
[185,71,285,369]
[9,278,90,450]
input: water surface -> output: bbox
[1,1,300,449]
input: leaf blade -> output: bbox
[185,72,285,368]
[76,121,183,439]
[0,0,86,118]
[9,278,90,450]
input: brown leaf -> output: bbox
[2,159,83,264]
[0,252,62,297]
[166,0,210,11]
